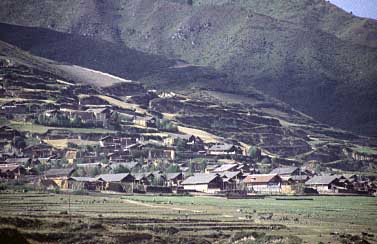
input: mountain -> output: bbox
[2,33,377,173]
[0,0,376,136]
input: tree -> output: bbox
[12,136,26,149]
[112,165,130,174]
[166,164,180,173]
[176,138,187,152]
[248,146,261,159]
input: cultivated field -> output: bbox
[0,192,376,244]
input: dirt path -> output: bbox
[122,199,203,213]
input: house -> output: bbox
[164,134,204,150]
[305,175,341,193]
[0,102,28,114]
[65,150,78,164]
[5,157,32,166]
[132,173,151,185]
[133,116,156,128]
[205,164,218,173]
[44,168,76,189]
[68,177,99,191]
[208,144,243,156]
[107,151,131,162]
[212,163,239,173]
[220,171,243,190]
[0,164,26,179]
[96,173,135,183]
[279,175,310,194]
[243,174,282,193]
[181,173,223,193]
[85,108,112,123]
[22,143,55,158]
[0,126,22,140]
[165,172,184,186]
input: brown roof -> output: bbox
[243,174,281,184]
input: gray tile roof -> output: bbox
[220,171,242,180]
[213,163,238,172]
[166,172,183,180]
[96,173,133,182]
[182,173,220,185]
[69,176,97,182]
[305,175,339,185]
[45,168,76,178]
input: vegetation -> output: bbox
[156,118,178,132]
[0,192,376,244]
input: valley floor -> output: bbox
[0,192,376,244]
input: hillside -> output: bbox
[1,39,377,172]
[0,0,376,136]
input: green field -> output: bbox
[0,192,376,243]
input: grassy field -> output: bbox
[8,121,117,134]
[0,192,376,244]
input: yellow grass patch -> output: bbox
[43,139,99,149]
[177,126,222,143]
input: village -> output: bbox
[1,120,376,197]
[1,60,377,198]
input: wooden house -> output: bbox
[22,143,55,158]
[0,164,26,179]
[305,175,341,194]
[243,174,282,193]
[181,173,223,193]
[212,163,239,173]
[133,116,156,128]
[165,172,184,186]
[208,144,243,156]
[44,168,76,189]
[220,171,243,190]
[68,177,99,191]
[0,126,22,140]
[86,108,112,124]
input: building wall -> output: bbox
[246,183,281,193]
[308,184,334,193]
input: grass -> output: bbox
[43,139,99,149]
[8,121,117,134]
[0,192,376,244]
[352,147,377,155]
[97,95,147,114]
[177,125,222,143]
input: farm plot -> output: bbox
[0,192,376,244]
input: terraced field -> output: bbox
[0,192,376,243]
